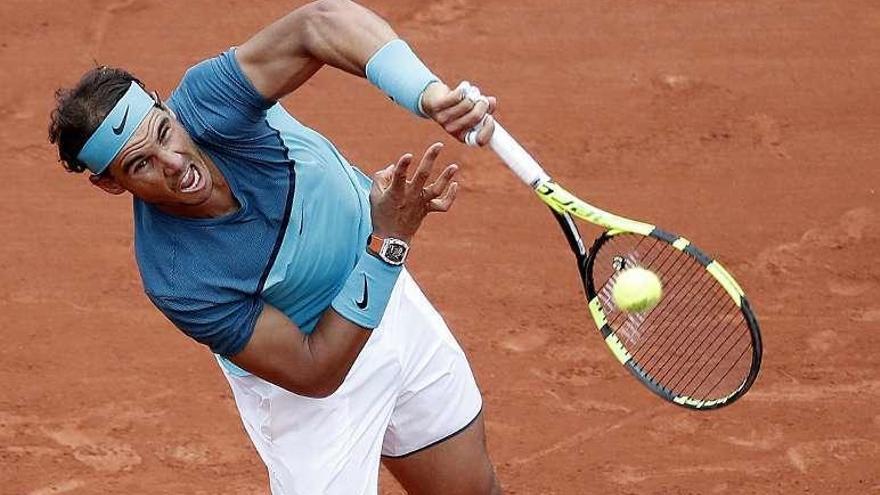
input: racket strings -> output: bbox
[647,273,732,370]
[618,250,726,389]
[592,234,753,401]
[612,242,706,358]
[652,284,743,390]
[613,270,746,399]
[598,237,676,344]
[595,234,662,310]
[604,243,699,357]
[636,268,722,377]
[643,290,750,399]
[674,314,752,394]
[622,245,705,353]
[699,343,752,398]
[687,312,753,396]
[640,276,749,399]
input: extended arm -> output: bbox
[236,0,495,144]
[236,0,394,100]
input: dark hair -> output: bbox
[48,66,144,173]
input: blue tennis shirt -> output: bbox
[134,49,373,369]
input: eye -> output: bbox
[134,158,149,172]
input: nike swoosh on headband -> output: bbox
[112,105,130,135]
[76,82,154,174]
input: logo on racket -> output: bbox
[612,256,627,271]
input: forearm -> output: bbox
[231,249,401,398]
[230,303,370,398]
[302,310,372,395]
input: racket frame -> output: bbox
[489,122,763,410]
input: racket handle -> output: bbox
[454,81,548,186]
[488,122,551,188]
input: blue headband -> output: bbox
[77,82,155,174]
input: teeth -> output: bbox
[182,165,201,192]
[181,167,193,188]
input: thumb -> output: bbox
[373,163,395,189]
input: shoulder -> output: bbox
[167,49,275,142]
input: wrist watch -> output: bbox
[368,234,409,266]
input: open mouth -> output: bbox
[179,163,204,193]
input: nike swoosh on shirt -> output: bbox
[356,275,369,309]
[112,106,130,135]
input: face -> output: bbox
[94,103,216,214]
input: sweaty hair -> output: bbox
[48,67,144,174]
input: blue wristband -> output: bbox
[366,39,439,117]
[331,252,403,329]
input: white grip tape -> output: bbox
[461,81,488,147]
[464,123,482,147]
[488,122,551,187]
[456,81,550,186]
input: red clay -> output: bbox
[2,1,879,493]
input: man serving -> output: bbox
[48,1,500,493]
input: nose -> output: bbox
[158,150,188,176]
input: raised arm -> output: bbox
[236,0,394,100]
[236,0,495,145]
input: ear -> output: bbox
[89,173,126,195]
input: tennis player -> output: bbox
[48,1,500,493]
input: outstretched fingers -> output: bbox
[429,180,459,212]
[409,142,444,190]
[424,162,458,199]
[389,153,413,193]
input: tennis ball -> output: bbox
[612,267,663,313]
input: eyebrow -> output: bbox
[121,115,170,174]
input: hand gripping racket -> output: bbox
[484,121,762,410]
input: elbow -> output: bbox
[301,0,386,41]
[309,0,354,12]
[303,0,357,26]
[294,382,342,399]
[295,0,356,52]
[296,0,394,73]
[279,373,344,399]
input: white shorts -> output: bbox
[218,270,483,495]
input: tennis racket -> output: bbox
[482,120,762,410]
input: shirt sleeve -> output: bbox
[148,292,264,357]
[168,48,274,145]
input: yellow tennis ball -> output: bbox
[612,267,663,313]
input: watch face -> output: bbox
[385,242,407,262]
[382,239,408,264]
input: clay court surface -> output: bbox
[2,0,879,493]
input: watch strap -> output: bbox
[368,234,385,256]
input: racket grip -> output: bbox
[488,122,551,188]
[454,82,549,186]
